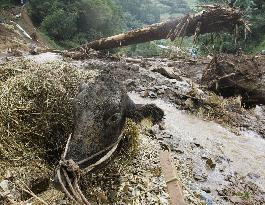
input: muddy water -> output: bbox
[129,92,265,193]
[25,52,62,63]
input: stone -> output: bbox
[149,91,158,98]
[206,158,216,170]
[201,186,211,193]
[159,121,166,130]
[193,172,208,182]
[247,172,260,180]
[140,90,149,98]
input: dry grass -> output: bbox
[0,59,97,201]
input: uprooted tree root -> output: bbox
[201,54,265,107]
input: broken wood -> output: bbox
[72,6,243,52]
[201,54,265,106]
[159,150,186,205]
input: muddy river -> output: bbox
[129,92,265,204]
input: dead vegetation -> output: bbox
[0,59,97,203]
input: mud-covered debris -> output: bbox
[202,54,265,106]
[0,180,20,202]
[152,66,182,81]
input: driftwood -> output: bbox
[201,54,265,106]
[72,6,243,52]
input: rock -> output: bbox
[140,90,149,98]
[216,188,226,197]
[206,158,216,170]
[200,191,216,205]
[159,121,166,130]
[149,91,158,98]
[0,180,21,201]
[230,196,244,203]
[152,66,182,81]
[193,171,208,182]
[247,172,260,180]
[201,186,211,193]
[0,180,10,192]
[157,88,165,95]
[201,151,211,160]
[219,165,226,172]
[174,148,185,154]
[191,140,202,148]
[125,79,136,87]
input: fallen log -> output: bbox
[72,6,243,52]
[201,54,265,106]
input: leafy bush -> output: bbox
[28,0,123,48]
[41,10,78,41]
[27,0,192,54]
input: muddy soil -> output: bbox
[0,5,51,59]
[81,55,265,205]
[2,52,261,204]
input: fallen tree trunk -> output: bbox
[201,54,265,106]
[72,6,243,52]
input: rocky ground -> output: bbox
[0,10,264,205]
[76,54,265,205]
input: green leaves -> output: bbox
[41,10,78,41]
[28,0,123,48]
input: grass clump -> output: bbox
[122,119,140,156]
[0,59,97,171]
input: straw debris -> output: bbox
[0,59,97,202]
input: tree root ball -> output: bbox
[201,54,265,107]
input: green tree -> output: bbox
[41,9,78,41]
[28,0,124,48]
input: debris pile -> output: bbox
[202,54,265,106]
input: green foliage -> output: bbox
[0,0,18,8]
[28,0,124,48]
[112,0,191,56]
[41,10,78,41]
